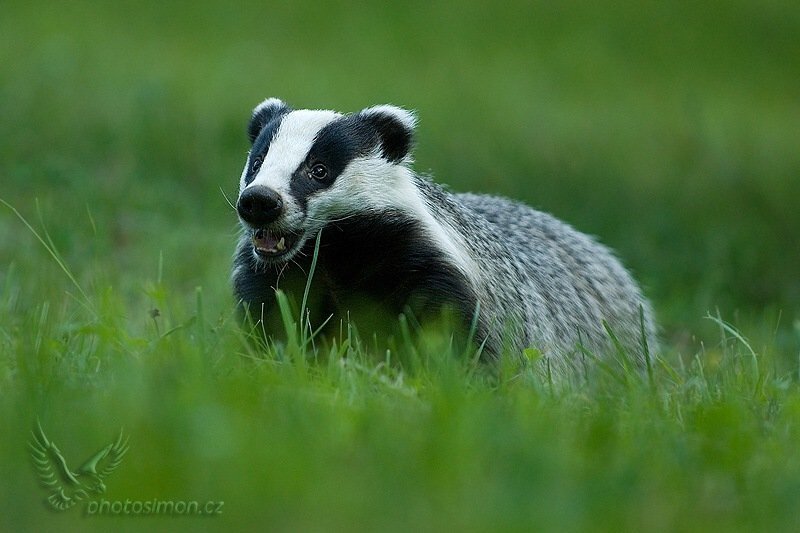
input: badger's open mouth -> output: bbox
[251,228,300,260]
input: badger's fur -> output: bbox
[232,98,657,366]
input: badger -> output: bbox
[232,98,657,366]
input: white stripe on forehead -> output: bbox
[249,109,341,194]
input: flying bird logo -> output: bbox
[29,421,129,511]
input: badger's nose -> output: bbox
[237,186,284,226]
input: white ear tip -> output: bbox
[361,104,417,129]
[253,97,287,115]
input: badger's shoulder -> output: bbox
[452,191,619,264]
[455,192,571,239]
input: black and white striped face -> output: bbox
[236,98,417,264]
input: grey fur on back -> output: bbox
[414,175,657,366]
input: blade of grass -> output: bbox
[0,197,95,317]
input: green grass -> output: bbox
[2,0,800,531]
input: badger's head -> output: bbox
[236,98,417,264]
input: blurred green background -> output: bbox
[2,0,800,530]
[3,0,798,339]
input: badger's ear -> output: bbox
[359,104,417,163]
[248,98,290,144]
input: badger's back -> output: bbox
[449,191,657,361]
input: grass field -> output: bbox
[2,1,800,531]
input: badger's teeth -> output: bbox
[276,237,286,251]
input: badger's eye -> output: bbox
[250,155,263,173]
[309,163,328,180]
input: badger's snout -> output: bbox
[237,185,284,227]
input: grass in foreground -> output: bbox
[1,207,800,532]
